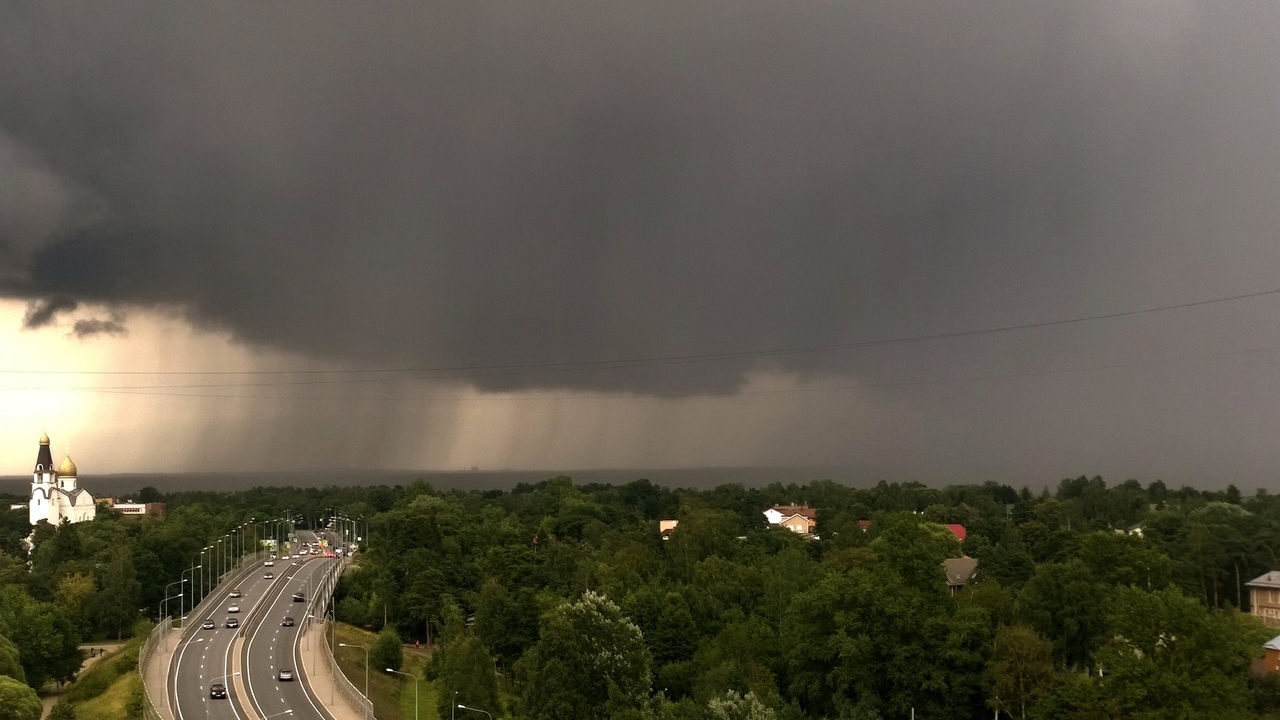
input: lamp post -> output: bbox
[163,579,185,620]
[160,593,182,650]
[200,547,211,602]
[386,668,419,720]
[456,705,492,720]
[338,643,369,698]
[181,566,201,622]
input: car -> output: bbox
[278,669,294,681]
[225,617,239,629]
[291,592,305,602]
[210,683,227,699]
[264,560,274,567]
[281,616,294,627]
[227,604,240,613]
[264,572,274,579]
[201,619,215,630]
[229,589,241,598]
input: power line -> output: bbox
[13,341,1279,403]
[0,285,1278,379]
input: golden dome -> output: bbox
[40,432,49,445]
[58,455,77,476]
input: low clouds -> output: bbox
[0,1,1278,402]
[22,295,77,329]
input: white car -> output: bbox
[227,604,240,613]
[264,560,274,567]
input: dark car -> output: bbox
[278,668,294,681]
[210,683,227,699]
[264,572,274,579]
[225,617,239,629]
[292,592,305,602]
[201,619,215,630]
[281,616,295,627]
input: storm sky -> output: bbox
[2,1,1280,486]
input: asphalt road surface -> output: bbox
[168,558,277,720]
[242,532,339,720]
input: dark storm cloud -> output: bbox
[1,1,1278,397]
[70,311,126,338]
[22,295,77,329]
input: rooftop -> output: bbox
[1249,571,1280,589]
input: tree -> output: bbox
[1017,560,1109,671]
[434,632,500,719]
[0,675,41,720]
[984,625,1054,719]
[96,549,140,639]
[705,691,777,720]
[54,574,97,639]
[1090,587,1267,718]
[371,626,403,673]
[0,586,82,688]
[0,634,24,684]
[516,591,653,720]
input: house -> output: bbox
[1248,572,1280,628]
[1255,635,1280,674]
[659,520,678,540]
[947,524,967,542]
[764,505,817,535]
[944,556,979,594]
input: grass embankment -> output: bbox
[331,623,439,720]
[51,633,146,720]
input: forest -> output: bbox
[3,474,1280,719]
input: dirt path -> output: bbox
[38,642,127,719]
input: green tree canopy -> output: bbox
[371,625,403,674]
[0,634,24,684]
[0,675,41,720]
[516,591,653,720]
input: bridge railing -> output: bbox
[137,617,169,720]
[310,559,375,720]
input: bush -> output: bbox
[371,626,402,673]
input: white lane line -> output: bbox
[244,563,304,720]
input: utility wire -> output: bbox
[14,341,1279,403]
[0,285,1278,379]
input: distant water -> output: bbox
[0,466,890,497]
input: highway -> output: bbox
[241,531,339,720]
[168,558,276,720]
[168,530,340,720]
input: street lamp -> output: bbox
[181,565,201,620]
[386,668,419,720]
[338,643,369,699]
[160,592,183,623]
[163,579,185,620]
[456,705,492,720]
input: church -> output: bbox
[29,433,95,526]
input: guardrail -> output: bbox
[311,559,376,720]
[138,617,169,720]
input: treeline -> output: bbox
[5,475,1280,718]
[333,476,1280,719]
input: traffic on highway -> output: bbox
[168,529,340,720]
